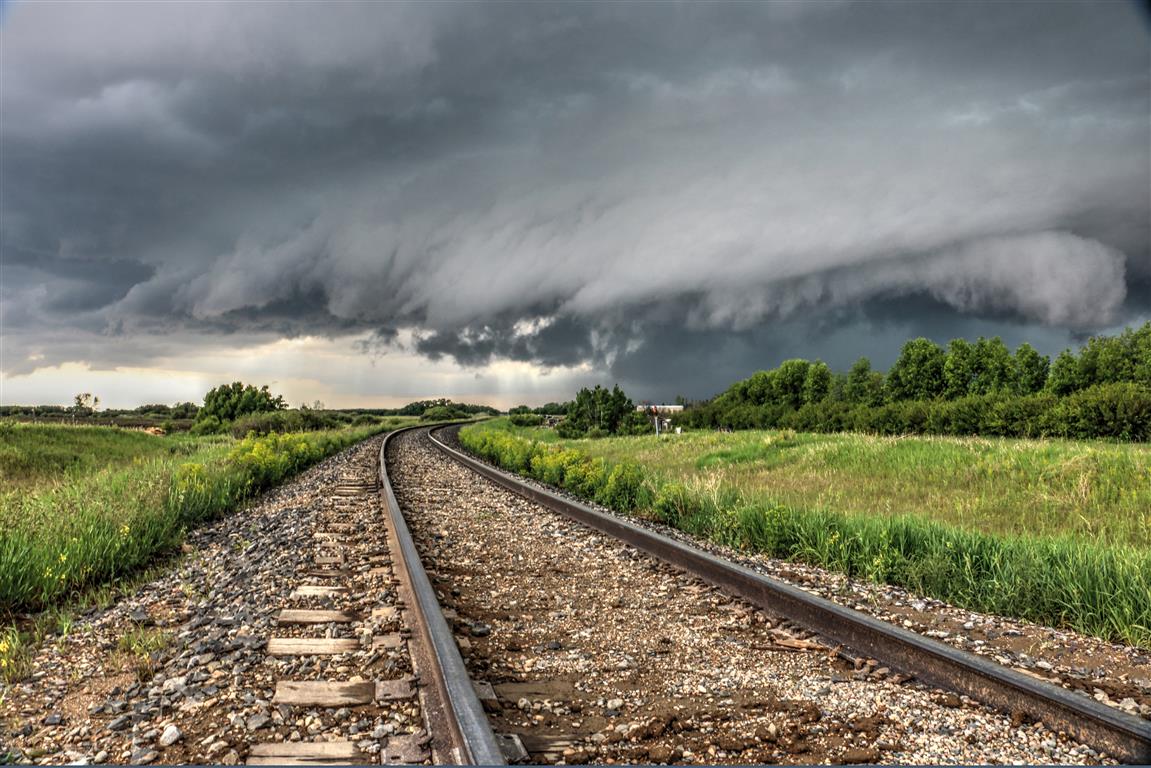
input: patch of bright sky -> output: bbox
[0,333,595,410]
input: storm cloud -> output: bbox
[2,1,1148,400]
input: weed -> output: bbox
[117,625,172,681]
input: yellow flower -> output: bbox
[120,524,131,536]
[59,552,67,563]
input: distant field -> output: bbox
[520,425,1151,548]
[0,423,205,490]
[461,419,1151,646]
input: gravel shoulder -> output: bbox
[392,429,1109,765]
[0,434,423,765]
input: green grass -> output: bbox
[500,423,1151,547]
[0,422,198,489]
[460,419,1151,647]
[0,422,390,618]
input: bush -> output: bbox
[189,415,224,435]
[231,409,339,437]
[597,462,651,512]
[509,413,544,427]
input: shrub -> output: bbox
[509,413,544,427]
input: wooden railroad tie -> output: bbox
[267,638,360,656]
[272,677,416,707]
[276,609,360,625]
[289,585,348,599]
[246,740,369,765]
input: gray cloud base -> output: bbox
[2,1,1148,398]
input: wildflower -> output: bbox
[120,524,131,537]
[59,552,67,563]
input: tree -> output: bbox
[72,393,98,420]
[171,402,199,419]
[943,339,977,399]
[887,338,946,401]
[1134,322,1151,386]
[845,357,885,406]
[774,359,811,409]
[1047,349,1082,396]
[971,337,1015,394]
[562,384,635,437]
[1013,343,1049,395]
[198,382,287,424]
[745,370,776,406]
[802,361,832,405]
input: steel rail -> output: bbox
[379,424,506,766]
[428,425,1151,764]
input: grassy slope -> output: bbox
[508,424,1151,549]
[0,422,392,614]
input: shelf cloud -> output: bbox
[2,1,1147,400]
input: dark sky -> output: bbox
[1,1,1148,407]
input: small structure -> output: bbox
[637,404,683,435]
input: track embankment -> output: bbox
[387,428,1108,765]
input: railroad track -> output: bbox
[373,424,1151,765]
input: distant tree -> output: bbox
[72,393,97,420]
[171,402,199,419]
[745,370,776,406]
[421,405,462,421]
[562,384,635,436]
[1047,349,1082,396]
[845,357,885,406]
[1134,323,1151,386]
[943,339,977,399]
[198,382,286,424]
[972,337,1015,394]
[1013,343,1050,395]
[802,361,832,405]
[774,359,811,409]
[887,339,946,401]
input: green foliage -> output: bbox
[509,413,545,427]
[190,415,224,435]
[845,357,885,406]
[230,409,340,437]
[0,423,174,488]
[560,384,636,437]
[420,405,469,421]
[0,423,386,613]
[198,382,287,424]
[802,361,832,405]
[1013,342,1049,395]
[773,359,811,409]
[460,421,1151,647]
[678,323,1151,441]
[887,338,946,401]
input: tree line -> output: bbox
[676,323,1151,441]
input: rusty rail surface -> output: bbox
[379,425,506,765]
[428,424,1151,764]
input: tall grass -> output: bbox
[0,425,385,612]
[460,420,1151,647]
[0,422,192,489]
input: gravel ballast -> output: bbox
[390,428,1112,765]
